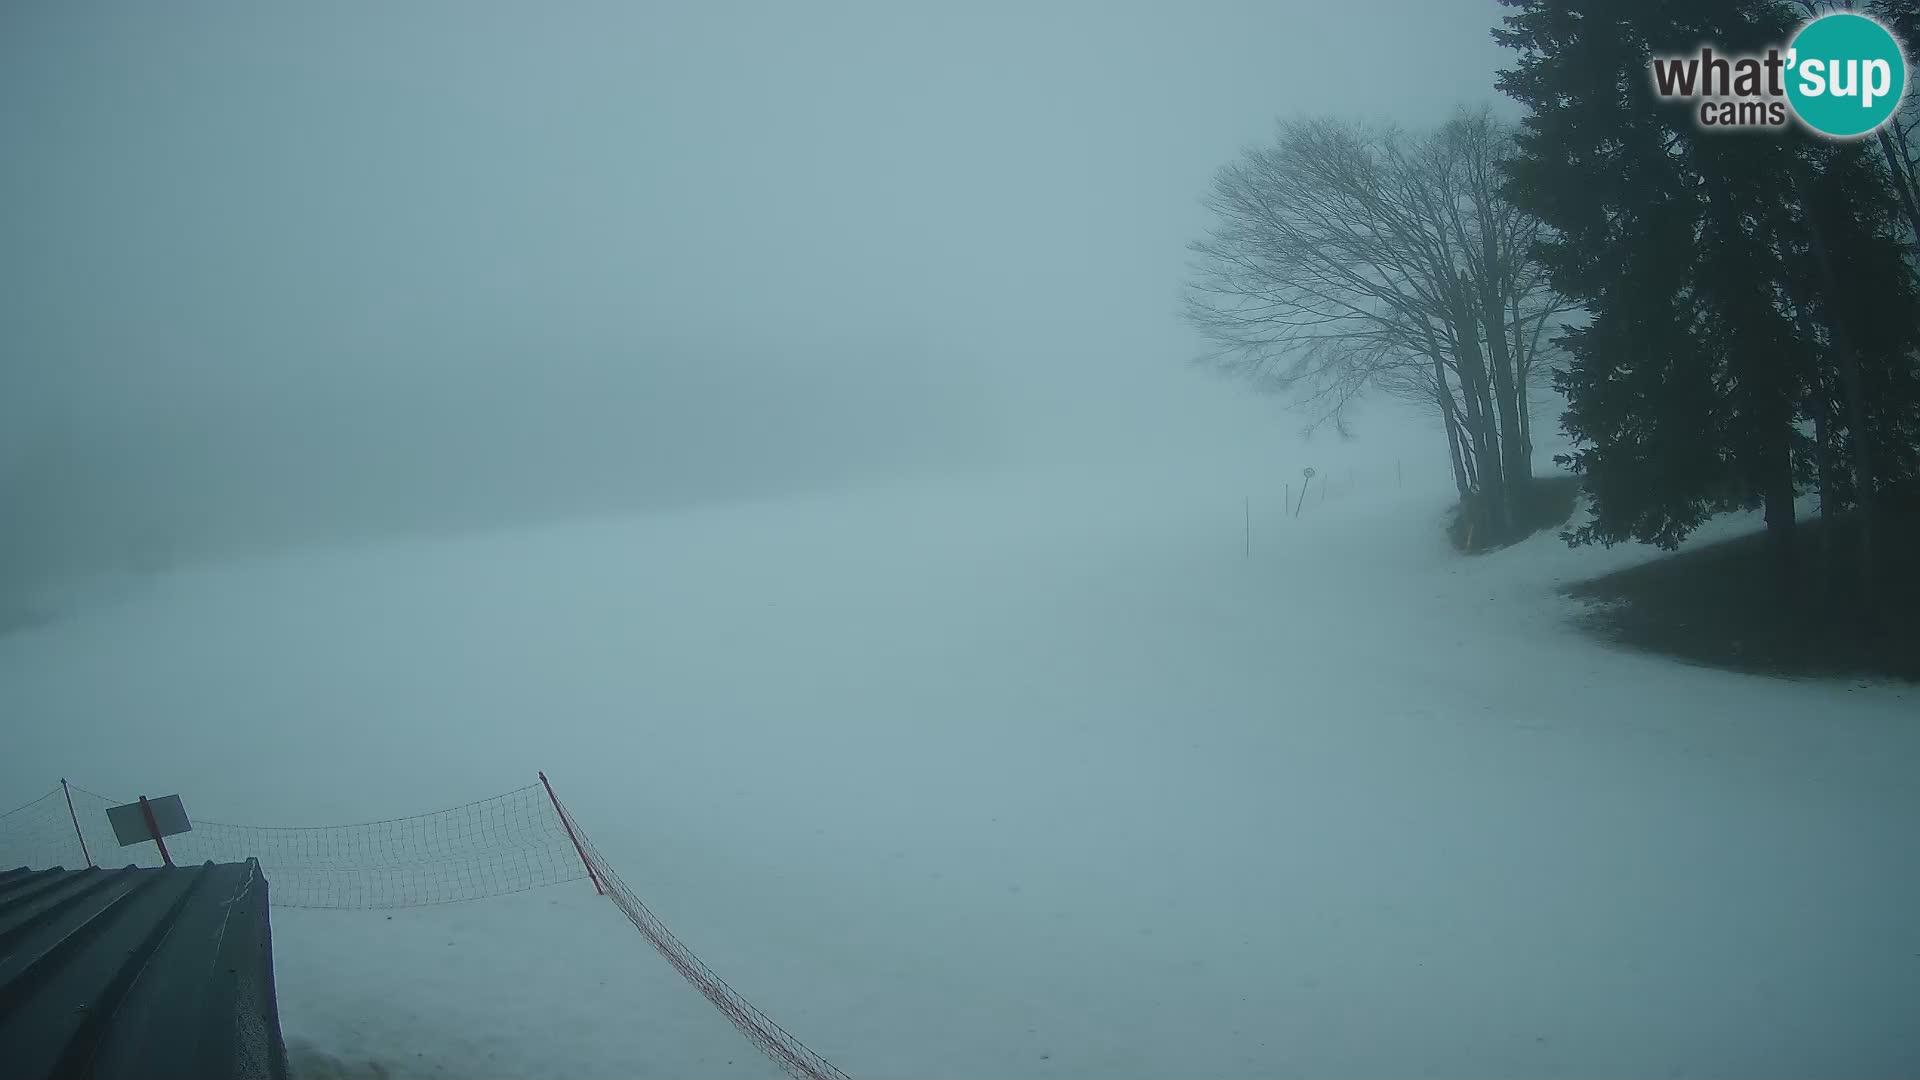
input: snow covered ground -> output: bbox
[2,456,1915,1079]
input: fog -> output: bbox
[7,8,1920,1076]
[2,0,1507,578]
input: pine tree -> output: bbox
[1495,0,1920,596]
[1788,138,1920,604]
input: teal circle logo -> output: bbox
[1786,13,1908,138]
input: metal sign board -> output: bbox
[106,794,192,847]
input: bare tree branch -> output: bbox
[1185,111,1571,516]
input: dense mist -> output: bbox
[4,5,1918,1079]
[1,0,1509,580]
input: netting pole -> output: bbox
[538,772,602,895]
[61,779,94,868]
[138,795,173,867]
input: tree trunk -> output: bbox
[1509,292,1538,468]
[1813,391,1837,521]
[1760,428,1798,592]
[1799,172,1881,618]
[1479,226,1533,529]
[1481,296,1531,527]
[1422,318,1482,499]
[1436,353,1472,500]
[1449,291,1508,536]
[1460,419,1481,491]
[1812,394,1838,600]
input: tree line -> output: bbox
[1187,0,1920,616]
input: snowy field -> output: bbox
[2,458,1916,1079]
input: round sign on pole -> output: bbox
[1302,467,1316,479]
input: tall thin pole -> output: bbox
[539,771,604,895]
[61,779,93,869]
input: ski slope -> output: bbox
[2,460,1915,1079]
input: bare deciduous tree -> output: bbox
[1186,108,1574,538]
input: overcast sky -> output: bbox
[1,0,1511,577]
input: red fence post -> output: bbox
[61,779,93,869]
[138,795,173,867]
[539,772,603,896]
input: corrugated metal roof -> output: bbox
[0,860,289,1080]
